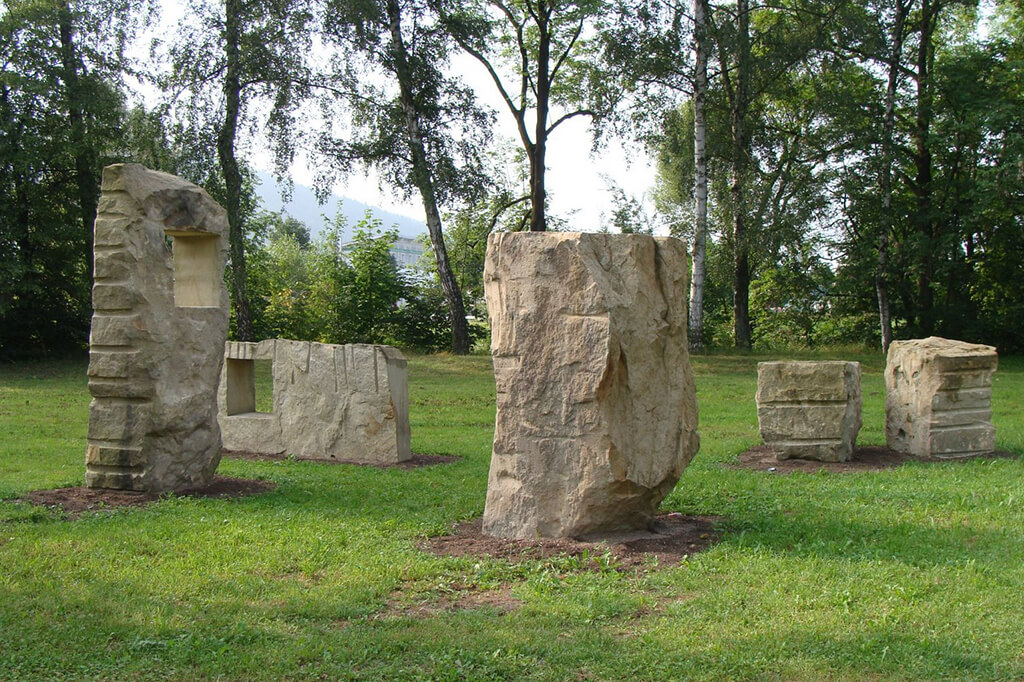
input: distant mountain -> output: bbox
[254,171,426,241]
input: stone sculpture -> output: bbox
[482,232,700,539]
[756,361,862,462]
[886,336,998,458]
[218,339,411,464]
[86,164,229,492]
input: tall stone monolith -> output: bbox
[756,361,862,462]
[85,163,229,492]
[217,339,411,464]
[482,232,700,539]
[886,336,998,458]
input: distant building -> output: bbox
[391,237,425,269]
[340,235,425,270]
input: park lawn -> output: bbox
[1,351,1023,681]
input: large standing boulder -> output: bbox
[218,339,411,464]
[482,232,700,539]
[886,337,998,458]
[756,361,862,462]
[86,164,229,492]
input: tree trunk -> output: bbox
[385,0,471,354]
[689,0,709,353]
[217,0,255,341]
[876,0,907,352]
[730,0,752,349]
[912,0,937,336]
[57,3,98,284]
[530,0,551,233]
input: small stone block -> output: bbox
[93,250,133,281]
[87,400,151,443]
[89,314,145,346]
[885,336,998,458]
[92,283,137,311]
[86,444,145,468]
[93,217,133,247]
[85,468,145,491]
[756,361,862,462]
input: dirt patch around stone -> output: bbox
[731,444,1020,474]
[19,476,276,518]
[222,450,460,469]
[418,513,723,570]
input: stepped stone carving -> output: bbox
[482,232,700,539]
[756,361,862,462]
[218,339,411,463]
[886,337,998,458]
[86,164,229,492]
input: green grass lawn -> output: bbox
[1,351,1023,681]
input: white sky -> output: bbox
[144,1,659,232]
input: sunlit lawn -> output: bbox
[1,350,1022,680]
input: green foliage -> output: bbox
[0,0,152,357]
[245,211,465,351]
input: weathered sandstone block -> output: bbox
[218,339,411,463]
[886,337,998,458]
[86,164,229,492]
[756,361,862,462]
[482,232,700,539]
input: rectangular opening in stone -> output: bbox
[253,359,273,413]
[225,358,274,415]
[225,358,255,415]
[168,232,219,307]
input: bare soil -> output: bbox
[418,513,724,570]
[20,476,276,518]
[731,444,1019,474]
[222,450,460,469]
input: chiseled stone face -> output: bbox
[886,337,998,458]
[217,339,411,464]
[756,361,862,462]
[482,232,700,539]
[86,164,229,492]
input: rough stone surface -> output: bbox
[482,232,700,539]
[218,339,411,463]
[756,361,862,462]
[886,336,998,458]
[86,163,229,493]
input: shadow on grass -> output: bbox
[721,509,1023,570]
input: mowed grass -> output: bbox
[1,350,1023,681]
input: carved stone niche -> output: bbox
[218,339,411,464]
[481,232,700,539]
[86,164,229,492]
[886,336,998,458]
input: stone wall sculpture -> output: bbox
[886,336,998,458]
[756,361,862,462]
[86,164,229,492]
[482,232,700,539]
[218,339,411,464]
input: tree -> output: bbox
[0,0,149,356]
[437,0,614,232]
[164,0,314,341]
[320,0,490,354]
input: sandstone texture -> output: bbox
[86,164,229,492]
[756,361,862,462]
[218,339,411,463]
[886,336,998,458]
[482,232,700,539]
